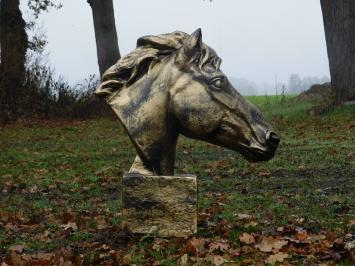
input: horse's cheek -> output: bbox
[174,99,222,133]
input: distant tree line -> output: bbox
[288,74,330,94]
[230,75,330,96]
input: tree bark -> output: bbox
[0,0,28,122]
[321,0,355,103]
[88,0,120,77]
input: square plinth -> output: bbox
[122,173,197,237]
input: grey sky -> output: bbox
[22,0,330,92]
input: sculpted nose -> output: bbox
[266,131,280,149]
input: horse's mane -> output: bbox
[95,31,221,99]
[95,31,190,99]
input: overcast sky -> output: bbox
[21,0,330,92]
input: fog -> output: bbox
[21,0,330,94]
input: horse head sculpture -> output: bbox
[95,29,280,176]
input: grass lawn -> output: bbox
[0,96,354,265]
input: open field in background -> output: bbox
[0,96,354,265]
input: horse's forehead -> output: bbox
[203,44,218,57]
[200,44,221,69]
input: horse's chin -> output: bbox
[241,147,276,162]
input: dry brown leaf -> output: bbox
[152,238,169,251]
[187,237,206,256]
[259,171,271,177]
[34,229,51,242]
[61,222,78,231]
[239,233,255,245]
[236,213,252,220]
[122,253,132,265]
[296,230,308,241]
[273,239,289,251]
[244,221,259,228]
[9,244,25,254]
[229,248,240,257]
[10,252,26,266]
[265,252,288,265]
[305,234,326,243]
[212,255,225,266]
[96,216,108,230]
[255,236,288,253]
[180,254,188,265]
[345,240,355,250]
[320,240,331,252]
[209,240,230,252]
[31,253,54,263]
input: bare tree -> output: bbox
[321,0,355,103]
[87,0,121,77]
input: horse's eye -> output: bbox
[211,77,224,90]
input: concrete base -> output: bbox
[122,173,197,237]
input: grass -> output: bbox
[0,95,354,265]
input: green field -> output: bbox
[0,96,354,265]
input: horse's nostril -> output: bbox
[266,131,280,148]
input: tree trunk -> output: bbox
[0,0,28,122]
[88,0,120,77]
[321,0,355,103]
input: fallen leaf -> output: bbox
[10,252,26,266]
[277,227,284,232]
[255,236,288,253]
[296,230,308,241]
[34,229,51,242]
[348,220,355,227]
[180,254,188,265]
[152,238,169,251]
[236,213,252,221]
[265,252,288,265]
[61,222,78,231]
[209,240,230,253]
[305,234,326,243]
[258,171,271,177]
[239,233,255,245]
[32,253,54,263]
[229,248,240,257]
[212,255,225,266]
[123,253,132,265]
[9,244,25,254]
[295,217,305,224]
[187,237,206,256]
[244,221,258,228]
[345,240,355,251]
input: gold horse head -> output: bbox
[95,29,280,175]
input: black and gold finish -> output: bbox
[95,29,280,176]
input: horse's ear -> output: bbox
[186,28,203,51]
[175,28,203,66]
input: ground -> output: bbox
[0,96,354,265]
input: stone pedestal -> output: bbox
[122,173,197,237]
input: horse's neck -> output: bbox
[125,69,178,176]
[129,135,177,176]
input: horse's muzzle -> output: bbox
[242,131,280,162]
[266,131,280,150]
